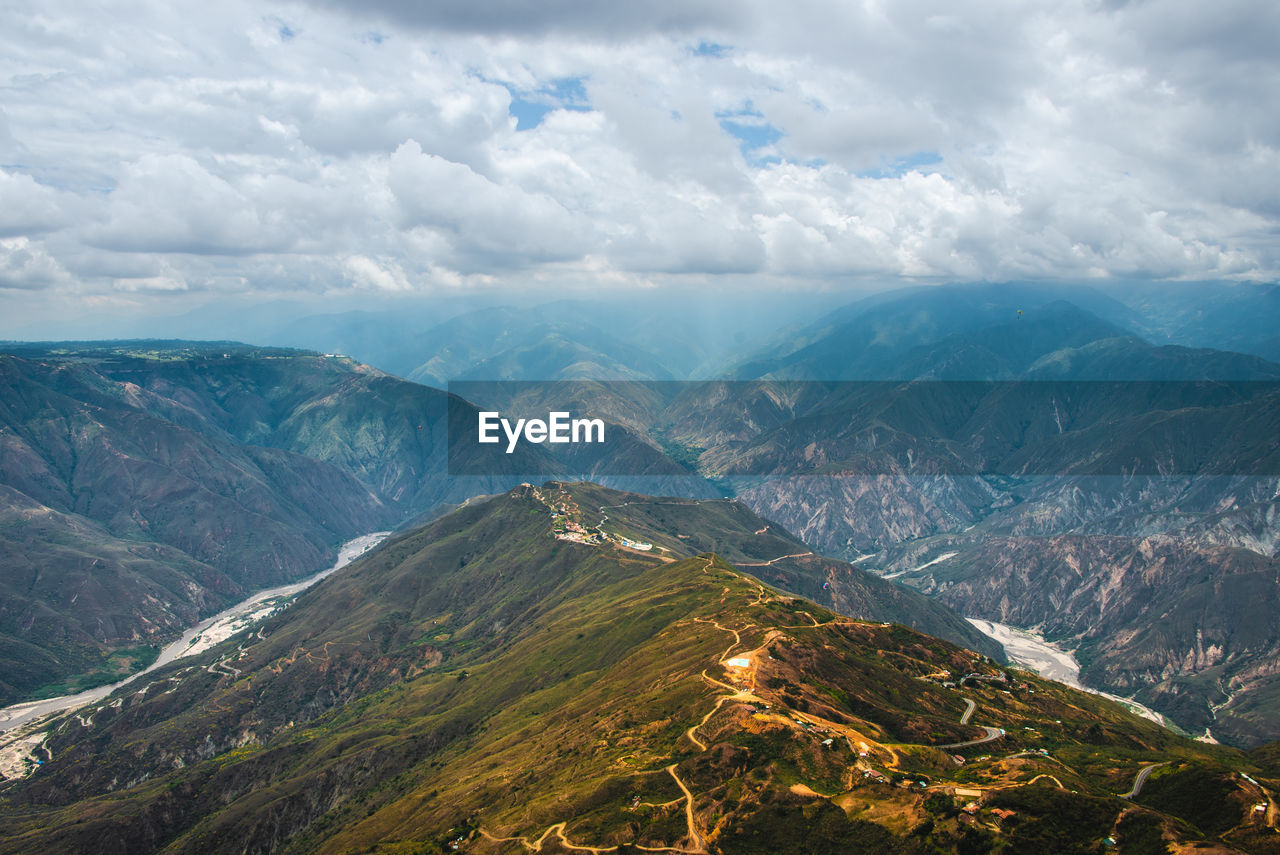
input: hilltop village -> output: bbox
[528,483,654,552]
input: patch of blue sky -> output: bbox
[720,118,783,149]
[859,151,944,178]
[507,76,591,131]
[718,113,784,165]
[509,99,554,131]
[262,16,296,42]
[693,41,730,57]
[544,77,589,107]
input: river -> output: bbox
[968,617,1174,729]
[0,531,390,736]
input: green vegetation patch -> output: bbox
[1116,810,1173,855]
[988,783,1124,854]
[27,644,161,699]
[1135,763,1244,837]
[718,789,913,855]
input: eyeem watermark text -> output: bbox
[478,411,605,453]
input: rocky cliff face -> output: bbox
[785,474,1280,746]
[739,474,1008,556]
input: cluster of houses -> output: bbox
[542,491,652,551]
[552,517,605,545]
[541,490,604,545]
[920,667,1019,691]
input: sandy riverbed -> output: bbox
[968,617,1172,728]
[0,531,390,745]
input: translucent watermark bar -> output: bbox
[446,380,1280,476]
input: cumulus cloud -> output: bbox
[84,154,295,255]
[0,238,72,290]
[111,275,190,292]
[0,0,1275,317]
[0,170,73,238]
[341,254,412,291]
[388,139,588,269]
[0,110,25,163]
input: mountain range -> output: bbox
[2,280,1279,852]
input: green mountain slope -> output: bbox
[0,484,1270,854]
[554,481,1004,660]
[0,350,390,701]
[0,483,236,701]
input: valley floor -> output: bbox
[0,531,390,777]
[968,618,1174,729]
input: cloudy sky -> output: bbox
[2,0,1278,333]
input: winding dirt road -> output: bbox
[1120,761,1168,799]
[666,764,705,852]
[936,726,1005,750]
[733,552,814,567]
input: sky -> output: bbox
[1,0,1278,335]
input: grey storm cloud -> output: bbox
[299,0,742,37]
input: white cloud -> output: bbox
[85,154,292,255]
[0,170,74,237]
[0,237,72,290]
[341,254,411,291]
[388,139,588,269]
[111,275,190,292]
[0,0,1275,318]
